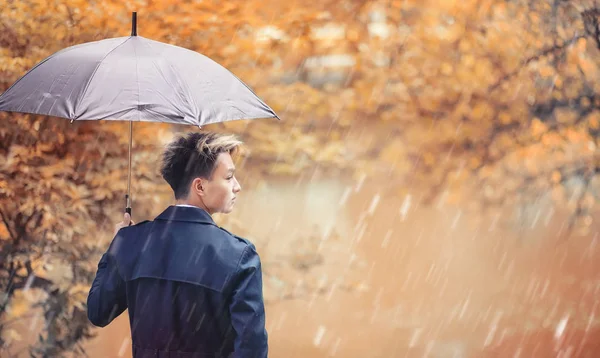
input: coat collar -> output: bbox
[155,205,216,225]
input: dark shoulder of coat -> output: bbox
[105,219,253,293]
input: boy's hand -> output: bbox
[114,213,135,236]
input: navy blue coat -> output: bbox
[87,205,268,358]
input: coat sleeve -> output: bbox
[229,245,269,358]
[87,248,127,327]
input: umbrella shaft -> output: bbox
[127,120,133,208]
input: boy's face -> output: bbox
[200,152,241,214]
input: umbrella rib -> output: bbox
[0,40,99,106]
[73,37,132,120]
[220,70,281,121]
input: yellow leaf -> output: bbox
[379,139,405,164]
[3,329,22,343]
[468,157,481,169]
[441,62,453,75]
[471,102,492,121]
[7,292,29,319]
[588,112,600,129]
[498,112,512,125]
[422,152,436,166]
[530,118,547,138]
[539,65,554,78]
[576,37,587,53]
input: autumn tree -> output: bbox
[241,0,600,236]
[0,2,172,356]
[0,113,170,356]
[0,0,350,356]
[374,0,600,235]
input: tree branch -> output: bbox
[489,33,585,92]
[582,8,600,50]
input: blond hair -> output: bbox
[195,132,242,158]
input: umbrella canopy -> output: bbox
[0,35,278,125]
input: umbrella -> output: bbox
[0,12,279,215]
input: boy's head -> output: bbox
[160,132,242,215]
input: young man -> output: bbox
[87,132,268,358]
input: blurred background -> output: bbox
[1,0,600,357]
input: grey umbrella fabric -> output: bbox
[0,21,279,215]
[0,36,278,126]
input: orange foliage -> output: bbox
[1,0,600,355]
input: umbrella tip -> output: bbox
[131,12,137,36]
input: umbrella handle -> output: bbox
[125,194,132,225]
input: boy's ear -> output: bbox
[192,177,207,196]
